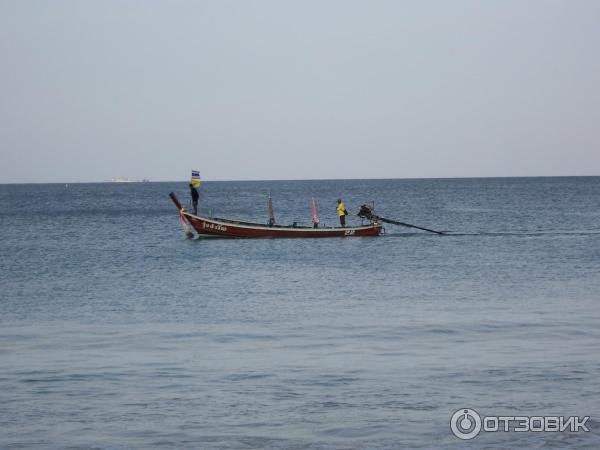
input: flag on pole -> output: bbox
[191,170,201,188]
[268,194,275,226]
[311,198,319,225]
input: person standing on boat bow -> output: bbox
[189,183,199,215]
[337,198,348,227]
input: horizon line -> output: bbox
[1,174,599,185]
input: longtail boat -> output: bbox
[169,192,382,238]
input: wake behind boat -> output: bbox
[169,192,382,238]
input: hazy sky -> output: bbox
[1,0,599,183]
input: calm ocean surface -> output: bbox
[1,177,599,449]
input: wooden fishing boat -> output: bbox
[169,192,382,238]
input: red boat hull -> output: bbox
[183,213,382,238]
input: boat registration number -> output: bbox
[203,222,228,232]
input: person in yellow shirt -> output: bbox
[337,198,348,227]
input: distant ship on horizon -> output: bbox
[110,177,150,183]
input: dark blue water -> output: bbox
[1,177,599,449]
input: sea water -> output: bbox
[1,177,599,449]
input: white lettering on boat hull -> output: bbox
[203,222,228,232]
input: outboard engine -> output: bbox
[358,204,378,221]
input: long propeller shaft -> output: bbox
[357,204,444,235]
[378,217,444,235]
